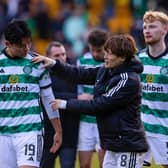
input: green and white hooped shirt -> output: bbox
[0,50,51,135]
[139,49,168,138]
[78,52,103,123]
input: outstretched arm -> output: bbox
[32,55,99,85]
[50,76,140,115]
[32,55,56,68]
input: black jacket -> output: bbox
[51,57,148,152]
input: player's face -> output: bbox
[143,20,167,45]
[48,46,67,64]
[6,38,32,58]
[104,50,125,69]
[88,44,105,61]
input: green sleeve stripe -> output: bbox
[141,74,168,84]
[0,92,39,101]
[142,92,168,102]
[0,75,38,84]
[143,122,168,135]
[0,106,40,117]
[0,122,43,134]
[141,105,168,118]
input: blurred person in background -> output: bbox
[77,28,107,168]
[139,10,168,168]
[32,34,149,168]
[40,41,80,168]
[0,19,62,168]
[62,4,88,57]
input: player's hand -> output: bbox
[50,131,62,153]
[32,55,56,68]
[78,93,93,100]
[50,99,62,111]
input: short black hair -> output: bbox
[4,19,31,45]
[88,28,108,47]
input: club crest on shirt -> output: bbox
[23,65,32,74]
[9,75,19,84]
[160,66,168,77]
[43,74,49,80]
[146,74,154,83]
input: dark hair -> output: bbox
[46,41,64,56]
[104,34,137,61]
[4,19,31,45]
[88,28,108,47]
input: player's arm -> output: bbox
[40,87,62,153]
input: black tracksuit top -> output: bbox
[51,57,148,152]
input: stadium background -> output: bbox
[0,0,167,167]
[0,0,167,58]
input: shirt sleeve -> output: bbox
[40,86,60,119]
[38,68,52,88]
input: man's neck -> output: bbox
[148,40,166,57]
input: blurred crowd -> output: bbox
[0,0,168,59]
